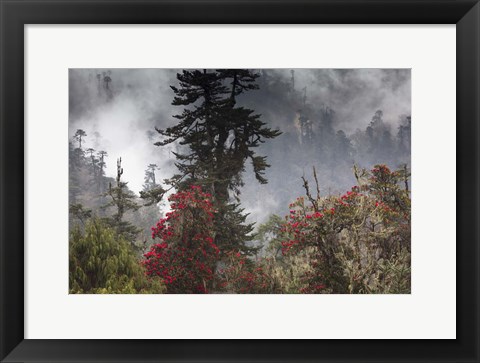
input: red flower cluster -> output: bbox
[217,251,271,293]
[280,186,363,256]
[142,186,219,294]
[279,166,410,293]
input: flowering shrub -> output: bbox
[280,165,411,293]
[141,166,410,294]
[142,186,220,293]
[216,251,276,293]
[369,164,411,218]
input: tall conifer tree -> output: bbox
[155,69,281,255]
[103,157,140,243]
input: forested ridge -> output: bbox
[69,69,411,294]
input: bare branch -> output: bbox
[301,174,318,212]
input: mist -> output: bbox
[69,68,411,225]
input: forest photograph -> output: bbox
[69,68,411,294]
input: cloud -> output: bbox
[69,68,410,225]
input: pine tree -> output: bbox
[215,69,282,196]
[142,163,158,191]
[96,150,108,192]
[68,141,83,202]
[86,148,98,178]
[74,129,87,149]
[139,163,166,207]
[102,157,140,243]
[97,151,108,173]
[363,110,396,164]
[155,69,281,255]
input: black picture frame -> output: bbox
[1,1,478,362]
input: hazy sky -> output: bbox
[69,68,411,224]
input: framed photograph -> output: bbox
[1,0,478,362]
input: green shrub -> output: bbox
[69,218,165,294]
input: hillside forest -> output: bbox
[69,69,411,294]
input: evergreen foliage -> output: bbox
[69,218,165,294]
[74,129,87,149]
[102,157,141,243]
[140,163,166,207]
[154,69,281,255]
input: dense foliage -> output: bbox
[142,186,219,293]
[278,164,411,293]
[155,69,281,256]
[69,218,165,294]
[69,69,411,294]
[140,165,410,294]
